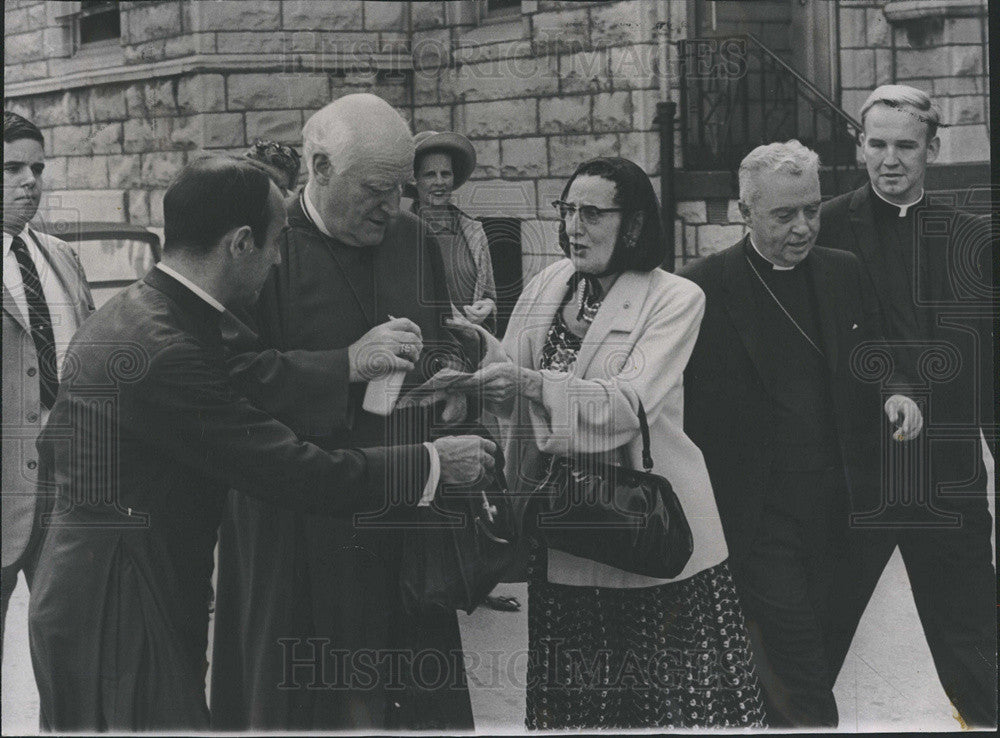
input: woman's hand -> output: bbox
[463,298,496,325]
[473,362,543,405]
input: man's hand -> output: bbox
[462,298,496,325]
[433,435,497,485]
[884,394,923,441]
[348,318,422,382]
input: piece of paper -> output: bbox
[396,367,478,407]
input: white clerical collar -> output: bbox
[873,186,924,217]
[302,187,332,237]
[156,263,226,313]
[749,236,795,271]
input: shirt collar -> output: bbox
[748,236,796,271]
[3,226,29,257]
[872,186,924,217]
[302,187,332,237]
[155,263,226,313]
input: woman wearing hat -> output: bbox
[243,138,301,195]
[412,132,522,613]
[411,130,497,332]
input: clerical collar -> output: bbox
[301,187,332,237]
[156,263,226,313]
[748,236,796,271]
[872,186,924,218]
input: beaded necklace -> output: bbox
[574,278,603,323]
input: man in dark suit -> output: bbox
[817,85,996,728]
[210,94,478,731]
[2,113,94,666]
[680,140,922,727]
[28,156,493,732]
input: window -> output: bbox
[77,1,121,50]
[486,0,521,19]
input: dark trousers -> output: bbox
[827,475,997,728]
[732,465,845,728]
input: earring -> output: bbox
[621,212,644,250]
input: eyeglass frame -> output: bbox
[551,199,624,225]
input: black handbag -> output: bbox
[526,401,694,579]
[399,459,520,617]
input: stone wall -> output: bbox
[4,0,986,274]
[674,199,746,261]
[4,1,411,79]
[7,0,688,278]
[413,0,685,279]
[3,0,410,242]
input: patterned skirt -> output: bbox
[525,549,767,730]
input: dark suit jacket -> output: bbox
[818,184,995,469]
[211,196,470,730]
[679,239,889,561]
[28,267,427,732]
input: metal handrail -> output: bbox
[741,34,862,136]
[678,33,864,175]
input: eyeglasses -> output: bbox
[551,199,623,225]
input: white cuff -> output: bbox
[419,441,440,506]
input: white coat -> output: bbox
[496,258,727,587]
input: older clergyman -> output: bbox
[210,94,478,731]
[679,140,922,727]
[817,85,997,729]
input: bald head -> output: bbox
[302,94,415,248]
[303,93,414,178]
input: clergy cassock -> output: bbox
[817,185,996,728]
[210,193,474,731]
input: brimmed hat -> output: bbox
[413,130,477,189]
[244,139,301,191]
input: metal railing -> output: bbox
[679,34,862,183]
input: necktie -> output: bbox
[10,235,59,409]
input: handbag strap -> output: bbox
[637,400,653,472]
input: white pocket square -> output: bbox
[852,323,858,330]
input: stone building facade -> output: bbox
[4,0,990,281]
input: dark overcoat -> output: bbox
[679,239,891,561]
[28,268,425,732]
[817,184,995,486]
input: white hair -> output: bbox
[302,93,414,178]
[738,140,820,206]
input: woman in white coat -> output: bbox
[472,158,766,729]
